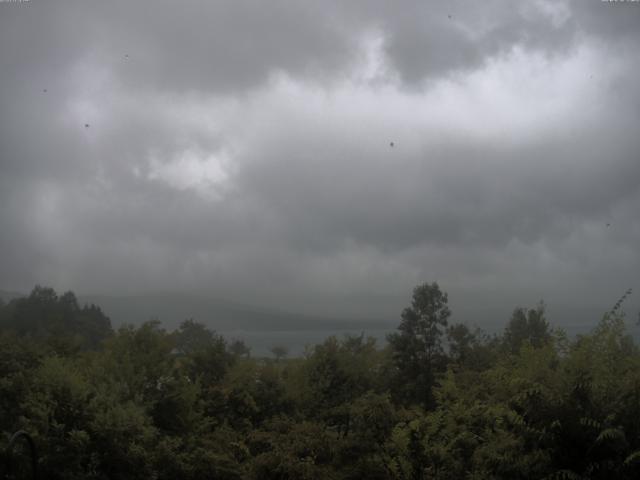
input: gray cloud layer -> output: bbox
[1,0,639,322]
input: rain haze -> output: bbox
[1,0,640,347]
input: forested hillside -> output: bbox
[1,284,639,479]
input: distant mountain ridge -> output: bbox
[80,292,393,332]
[2,289,393,333]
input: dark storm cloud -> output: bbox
[359,0,577,86]
[1,0,639,320]
[0,0,363,98]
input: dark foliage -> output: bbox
[1,284,639,479]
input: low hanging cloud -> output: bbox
[1,0,639,322]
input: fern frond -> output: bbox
[624,450,640,465]
[544,469,582,480]
[579,417,601,430]
[595,427,624,444]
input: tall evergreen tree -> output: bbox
[387,282,450,408]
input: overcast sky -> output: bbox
[1,0,639,323]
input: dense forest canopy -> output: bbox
[1,284,639,479]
